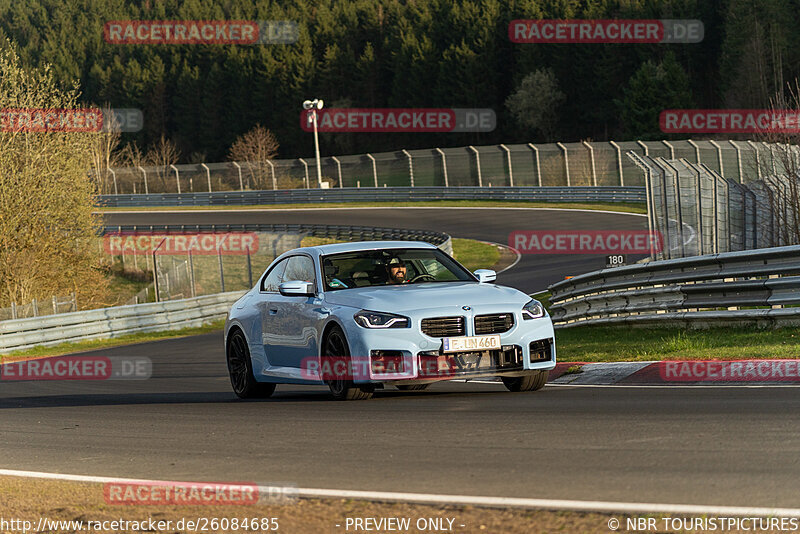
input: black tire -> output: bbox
[502,370,549,392]
[227,329,276,399]
[323,325,373,400]
[396,384,430,391]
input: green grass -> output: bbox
[0,319,225,361]
[451,238,500,271]
[98,200,646,215]
[555,326,800,362]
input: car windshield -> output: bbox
[320,248,474,291]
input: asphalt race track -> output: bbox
[101,207,649,293]
[2,334,800,508]
[3,207,794,509]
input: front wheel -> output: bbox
[324,326,373,400]
[227,329,276,399]
[502,370,549,392]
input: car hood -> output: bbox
[323,282,531,314]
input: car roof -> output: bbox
[293,240,438,256]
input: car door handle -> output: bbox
[269,308,278,315]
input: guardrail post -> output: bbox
[366,153,378,187]
[188,249,196,298]
[435,148,449,187]
[582,141,597,186]
[152,238,166,302]
[527,143,542,187]
[402,149,414,187]
[201,163,212,192]
[499,144,514,186]
[109,168,118,195]
[299,158,309,189]
[467,146,482,187]
[232,161,244,191]
[687,139,700,164]
[331,156,342,188]
[609,141,624,186]
[556,142,570,186]
[170,164,180,194]
[138,166,148,195]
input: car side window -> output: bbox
[260,258,289,292]
[282,255,316,286]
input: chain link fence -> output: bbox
[0,293,77,321]
[98,139,781,194]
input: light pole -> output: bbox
[303,98,324,188]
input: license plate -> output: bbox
[442,335,501,353]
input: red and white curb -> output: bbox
[548,360,800,385]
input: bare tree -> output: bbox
[88,105,122,194]
[0,41,108,309]
[145,134,181,192]
[228,124,279,190]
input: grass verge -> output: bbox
[98,199,646,214]
[0,476,668,534]
[0,320,225,362]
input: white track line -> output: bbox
[0,469,798,516]
[98,207,647,217]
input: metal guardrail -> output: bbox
[548,245,800,328]
[0,292,245,353]
[98,186,645,207]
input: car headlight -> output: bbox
[522,299,545,320]
[354,310,410,329]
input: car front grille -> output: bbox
[474,313,515,334]
[420,316,465,337]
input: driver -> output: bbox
[385,257,408,284]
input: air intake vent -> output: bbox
[421,316,465,337]
[474,313,514,334]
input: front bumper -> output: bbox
[339,312,556,384]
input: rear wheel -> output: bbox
[396,384,430,391]
[502,370,549,392]
[324,326,373,401]
[227,329,276,399]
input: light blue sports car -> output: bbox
[224,241,555,400]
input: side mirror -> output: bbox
[279,280,315,297]
[474,269,496,283]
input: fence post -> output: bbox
[687,139,700,164]
[435,148,449,187]
[11,301,16,320]
[331,156,343,188]
[299,159,309,189]
[232,161,244,191]
[527,143,542,186]
[201,163,212,192]
[109,168,118,195]
[32,299,38,317]
[662,140,675,159]
[266,160,276,190]
[608,141,624,186]
[188,249,196,298]
[366,153,378,187]
[499,144,514,187]
[217,234,229,293]
[468,146,483,187]
[138,166,148,194]
[170,164,180,194]
[708,140,724,176]
[582,141,597,186]
[246,247,253,288]
[556,142,570,186]
[636,139,649,156]
[401,149,414,187]
[746,140,762,180]
[730,140,744,183]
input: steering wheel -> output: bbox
[409,273,436,283]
